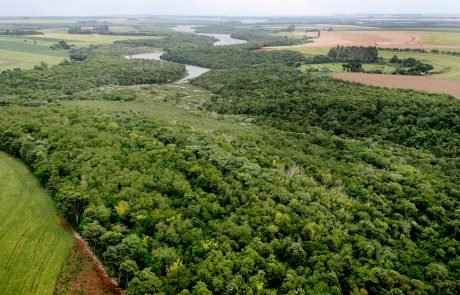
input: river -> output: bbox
[126,25,246,82]
[126,52,210,82]
[172,25,247,46]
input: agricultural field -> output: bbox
[302,63,398,74]
[333,72,460,98]
[38,28,159,47]
[379,50,460,80]
[0,28,159,71]
[268,28,460,49]
[0,34,67,70]
[0,152,74,295]
[266,45,460,81]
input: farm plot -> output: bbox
[268,30,460,50]
[0,29,159,71]
[265,45,460,80]
[332,72,460,98]
[0,152,73,295]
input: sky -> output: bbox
[1,0,459,17]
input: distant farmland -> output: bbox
[0,152,73,294]
[333,72,460,98]
[0,29,158,71]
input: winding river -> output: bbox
[126,25,247,82]
[127,52,210,82]
[173,25,247,46]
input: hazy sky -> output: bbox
[1,0,459,17]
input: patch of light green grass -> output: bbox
[0,152,74,295]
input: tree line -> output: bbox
[0,30,43,35]
[379,47,460,57]
[328,46,379,63]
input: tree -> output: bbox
[82,221,107,253]
[119,259,139,288]
[390,55,400,63]
[127,268,163,295]
[56,187,89,226]
[192,282,212,295]
[403,57,417,67]
[343,62,363,72]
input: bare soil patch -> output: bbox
[277,31,458,49]
[56,218,122,295]
[333,73,460,98]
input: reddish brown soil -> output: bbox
[267,31,459,50]
[333,72,460,98]
[56,219,121,295]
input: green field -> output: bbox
[0,29,159,71]
[66,83,257,135]
[273,46,460,80]
[379,50,460,80]
[416,30,460,47]
[302,63,398,74]
[0,152,74,295]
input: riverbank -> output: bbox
[127,52,210,82]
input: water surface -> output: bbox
[125,24,246,82]
[127,53,210,82]
[172,25,247,46]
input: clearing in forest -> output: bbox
[0,152,74,294]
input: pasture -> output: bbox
[265,45,460,80]
[65,83,257,135]
[0,29,159,71]
[0,152,74,294]
[302,63,397,74]
[379,50,460,80]
[0,35,68,70]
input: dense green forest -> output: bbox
[193,65,459,157]
[115,32,217,49]
[327,46,379,63]
[1,82,459,294]
[162,46,305,69]
[0,25,459,294]
[0,54,185,100]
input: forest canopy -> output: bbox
[0,24,459,295]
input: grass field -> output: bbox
[266,46,460,80]
[0,29,159,71]
[416,30,460,47]
[302,63,398,74]
[379,50,460,80]
[66,83,259,136]
[39,28,159,47]
[0,152,74,295]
